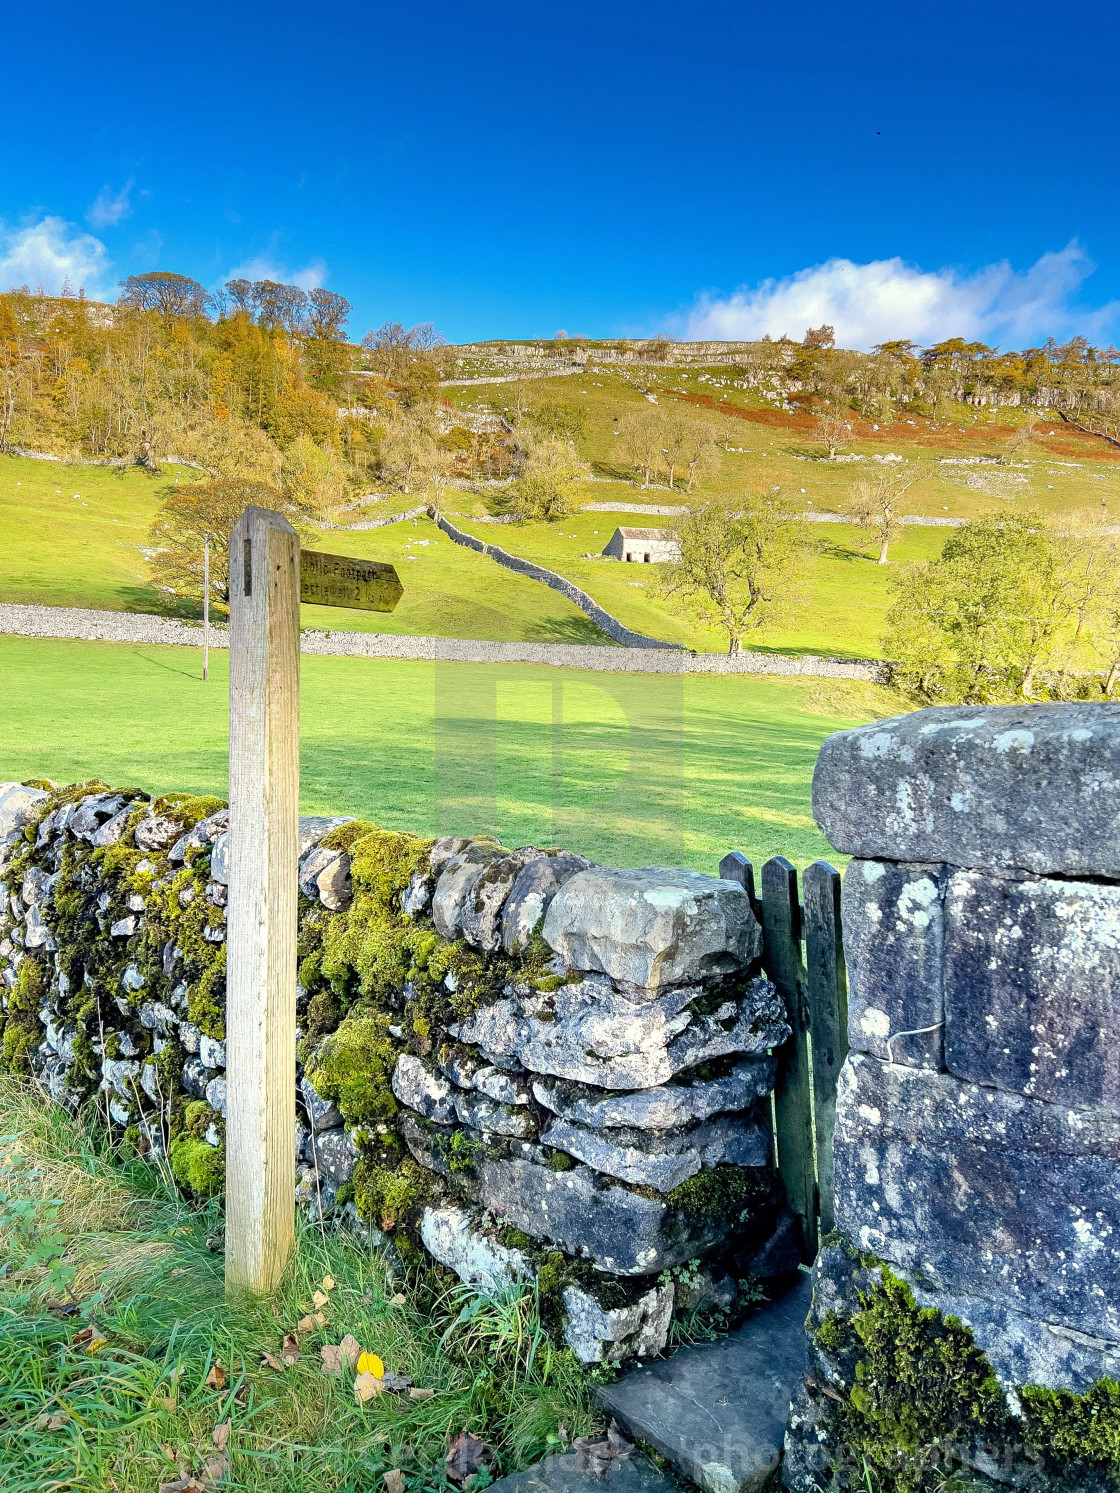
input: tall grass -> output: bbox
[0,1078,602,1492]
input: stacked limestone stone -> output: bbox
[0,780,796,1368]
[784,704,1120,1492]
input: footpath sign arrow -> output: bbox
[226,511,403,1296]
[300,550,403,612]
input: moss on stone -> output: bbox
[305,1013,400,1127]
[169,1133,225,1197]
[2,954,46,1073]
[151,793,227,831]
[1021,1379,1120,1484]
[353,1154,430,1230]
[664,1163,769,1219]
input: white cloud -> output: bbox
[86,180,134,229]
[222,254,328,292]
[682,243,1120,350]
[0,215,111,297]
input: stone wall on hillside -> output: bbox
[0,780,799,1367]
[783,704,1120,1493]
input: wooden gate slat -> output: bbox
[718,850,763,924]
[802,860,848,1238]
[761,855,818,1261]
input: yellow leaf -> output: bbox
[357,1352,384,1379]
[85,1337,108,1356]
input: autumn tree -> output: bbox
[118,272,210,320]
[283,435,347,523]
[661,414,688,490]
[362,321,444,402]
[683,421,719,493]
[662,492,806,653]
[849,463,926,563]
[148,478,313,607]
[513,434,589,520]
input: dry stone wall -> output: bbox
[0,778,798,1368]
[784,704,1120,1493]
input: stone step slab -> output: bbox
[598,1273,812,1493]
[485,1451,679,1493]
[543,866,763,990]
[812,702,1120,878]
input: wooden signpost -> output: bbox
[226,510,401,1296]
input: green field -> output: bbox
[5,377,1119,661]
[0,635,897,871]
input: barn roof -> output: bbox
[615,526,676,540]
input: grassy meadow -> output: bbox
[5,366,1120,661]
[0,634,896,871]
[0,1077,603,1493]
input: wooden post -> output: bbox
[718,850,762,924]
[225,506,300,1297]
[203,532,210,683]
[762,855,818,1261]
[802,861,848,1237]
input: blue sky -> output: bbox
[3,0,1119,349]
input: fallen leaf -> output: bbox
[338,1333,362,1368]
[158,1480,206,1493]
[85,1336,108,1356]
[383,1471,406,1493]
[382,1371,413,1392]
[354,1370,384,1403]
[72,1326,94,1345]
[390,1292,407,1306]
[312,1289,330,1309]
[153,1395,178,1412]
[573,1420,633,1476]
[204,1451,230,1484]
[47,1299,81,1318]
[321,1274,335,1290]
[281,1332,300,1365]
[409,1387,434,1401]
[445,1430,494,1485]
[204,1362,227,1391]
[356,1351,384,1378]
[33,1410,68,1431]
[259,1351,284,1371]
[297,1312,327,1332]
[212,1422,231,1451]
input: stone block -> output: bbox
[460,848,549,951]
[813,702,1120,877]
[944,870,1120,1114]
[842,858,945,1069]
[298,815,354,855]
[502,852,593,953]
[542,867,762,990]
[543,1111,769,1191]
[456,976,787,1090]
[532,1058,775,1131]
[400,1114,771,1274]
[454,1089,536,1138]
[420,1204,533,1294]
[313,1127,359,1184]
[600,1274,812,1493]
[298,847,352,911]
[562,1280,673,1363]
[432,843,507,939]
[392,1054,457,1121]
[834,1053,1120,1342]
[299,1074,342,1132]
[0,782,48,840]
[134,810,184,852]
[485,1451,679,1493]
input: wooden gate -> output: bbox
[719,852,848,1263]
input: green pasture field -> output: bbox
[0,455,609,645]
[0,635,897,871]
[5,371,1117,660]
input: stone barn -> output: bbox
[602,526,681,563]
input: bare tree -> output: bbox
[849,464,926,563]
[619,408,663,487]
[661,414,688,490]
[813,405,850,460]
